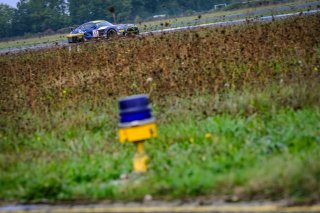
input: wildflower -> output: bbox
[189,137,194,143]
[146,77,153,83]
[205,133,212,140]
[62,89,67,95]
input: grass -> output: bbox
[0,14,320,203]
[137,0,319,31]
[1,96,319,202]
[0,34,66,50]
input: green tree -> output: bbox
[68,0,132,25]
[0,4,15,37]
[13,0,70,36]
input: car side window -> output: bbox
[82,23,96,30]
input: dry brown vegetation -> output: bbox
[1,14,319,115]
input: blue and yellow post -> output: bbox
[118,94,157,173]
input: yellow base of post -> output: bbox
[119,123,157,143]
[133,153,149,173]
[133,141,149,173]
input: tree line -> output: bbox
[0,0,285,38]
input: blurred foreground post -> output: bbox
[118,94,157,173]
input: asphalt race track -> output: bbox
[1,203,320,213]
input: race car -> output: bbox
[66,20,139,43]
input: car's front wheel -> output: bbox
[107,29,117,38]
[68,36,79,43]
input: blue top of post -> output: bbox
[118,94,155,128]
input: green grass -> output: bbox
[1,83,320,202]
[0,34,66,50]
[137,0,319,31]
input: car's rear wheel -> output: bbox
[107,29,117,38]
[68,38,74,44]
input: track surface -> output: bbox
[1,203,320,213]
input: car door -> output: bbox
[83,23,96,39]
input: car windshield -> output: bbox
[72,26,84,33]
[96,21,113,28]
[81,23,96,30]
